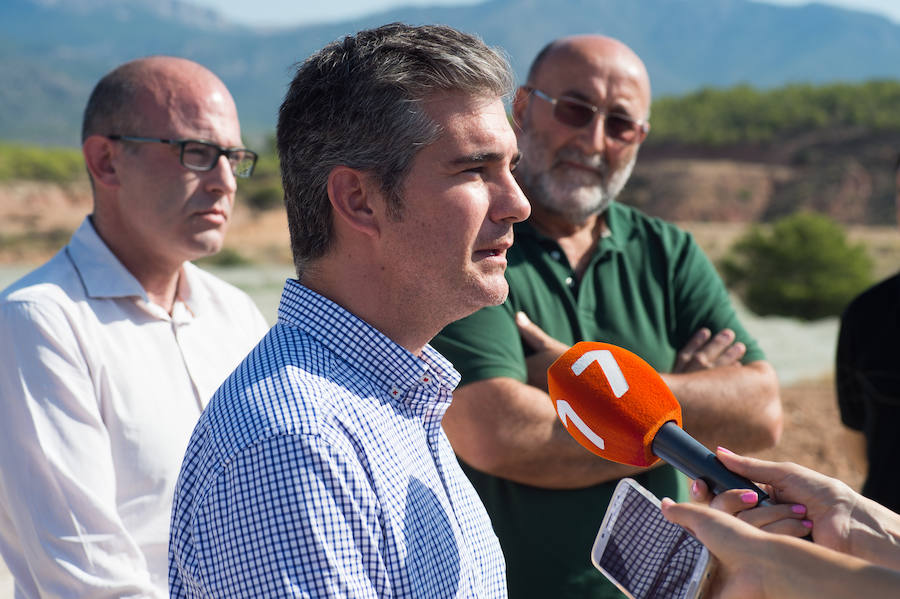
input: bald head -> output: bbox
[527,35,651,118]
[82,56,238,142]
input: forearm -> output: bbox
[765,534,900,598]
[661,360,782,453]
[443,377,649,488]
[846,495,900,570]
[664,498,900,599]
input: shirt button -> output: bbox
[550,250,562,260]
[390,388,401,397]
[565,276,574,287]
[421,375,430,384]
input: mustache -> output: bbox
[554,147,608,173]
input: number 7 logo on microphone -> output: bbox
[548,341,683,466]
[571,350,629,398]
[555,349,630,452]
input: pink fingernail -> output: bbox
[691,480,701,496]
[717,446,734,455]
[802,520,813,529]
[740,492,758,504]
[792,504,806,515]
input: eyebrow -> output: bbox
[450,151,517,166]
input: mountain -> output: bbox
[3,0,900,145]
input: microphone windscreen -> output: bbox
[547,341,682,467]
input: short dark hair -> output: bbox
[82,63,144,142]
[525,39,558,85]
[276,22,513,274]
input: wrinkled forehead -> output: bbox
[533,44,651,114]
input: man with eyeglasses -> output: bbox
[433,35,782,598]
[0,56,267,598]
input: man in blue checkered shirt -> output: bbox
[168,23,531,598]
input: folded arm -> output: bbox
[442,377,646,488]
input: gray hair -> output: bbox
[277,22,514,273]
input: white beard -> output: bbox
[516,129,637,225]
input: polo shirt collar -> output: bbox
[514,201,634,254]
[277,280,461,406]
[67,216,203,317]
[68,217,147,301]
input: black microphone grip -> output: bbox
[651,421,773,506]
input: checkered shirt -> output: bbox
[168,279,507,598]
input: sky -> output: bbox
[184,0,900,27]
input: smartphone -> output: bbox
[591,478,715,599]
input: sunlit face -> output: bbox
[380,93,531,323]
[513,39,650,224]
[109,77,243,266]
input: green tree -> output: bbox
[720,212,873,320]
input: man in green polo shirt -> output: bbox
[432,35,783,598]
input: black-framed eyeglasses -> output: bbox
[523,87,649,144]
[107,135,258,178]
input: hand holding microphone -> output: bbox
[546,341,772,504]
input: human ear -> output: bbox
[82,135,121,189]
[512,86,531,130]
[327,166,380,238]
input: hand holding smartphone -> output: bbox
[591,478,715,599]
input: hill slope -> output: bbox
[3,0,900,144]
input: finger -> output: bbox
[758,517,814,539]
[697,328,737,362]
[681,328,712,356]
[689,478,713,503]
[734,502,807,530]
[661,498,733,549]
[673,328,711,371]
[707,488,762,514]
[715,341,746,367]
[515,311,554,351]
[715,449,810,502]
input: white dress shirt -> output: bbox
[0,217,269,599]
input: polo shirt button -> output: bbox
[550,250,562,260]
[565,276,574,287]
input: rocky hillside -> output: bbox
[625,128,900,226]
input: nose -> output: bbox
[205,154,238,197]
[573,112,608,156]
[493,169,531,224]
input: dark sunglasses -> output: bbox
[107,135,258,178]
[524,87,649,144]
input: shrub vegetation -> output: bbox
[720,212,874,320]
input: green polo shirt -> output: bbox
[433,202,764,599]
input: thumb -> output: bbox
[516,311,556,351]
[661,498,751,553]
[714,449,790,489]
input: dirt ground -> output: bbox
[753,376,865,490]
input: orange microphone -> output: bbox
[548,341,771,502]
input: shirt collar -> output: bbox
[67,216,204,317]
[276,279,461,404]
[67,217,148,301]
[514,201,634,254]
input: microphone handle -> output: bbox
[651,421,773,506]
